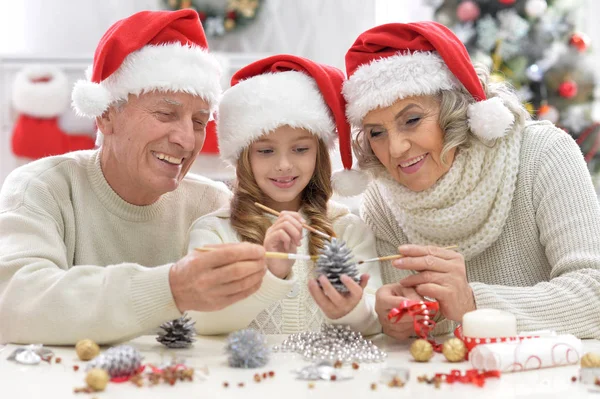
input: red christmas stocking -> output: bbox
[11,65,95,160]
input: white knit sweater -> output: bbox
[0,150,232,345]
[186,201,382,336]
[362,122,600,338]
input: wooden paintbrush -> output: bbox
[357,245,459,265]
[195,247,319,261]
[254,202,332,239]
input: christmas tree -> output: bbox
[430,0,600,190]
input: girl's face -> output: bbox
[362,95,455,192]
[249,126,318,212]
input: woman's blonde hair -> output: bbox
[352,64,531,177]
[230,136,336,256]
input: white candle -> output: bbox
[462,309,517,338]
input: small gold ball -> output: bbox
[76,339,100,361]
[442,338,467,363]
[581,352,600,368]
[224,18,236,31]
[86,368,109,392]
[410,339,433,362]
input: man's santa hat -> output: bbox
[217,54,369,197]
[343,21,514,141]
[72,9,222,119]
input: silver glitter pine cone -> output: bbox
[156,314,196,348]
[86,345,143,378]
[316,238,359,293]
[225,329,270,368]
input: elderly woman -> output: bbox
[342,22,600,340]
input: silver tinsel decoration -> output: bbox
[277,324,386,364]
[156,314,196,348]
[225,329,270,368]
[86,345,143,378]
[316,238,359,293]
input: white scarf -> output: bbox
[376,128,523,260]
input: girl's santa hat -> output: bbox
[217,54,369,197]
[72,9,222,118]
[343,21,514,141]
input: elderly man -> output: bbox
[0,9,266,345]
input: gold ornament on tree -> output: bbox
[76,339,100,361]
[442,338,467,363]
[410,339,434,362]
[228,0,259,18]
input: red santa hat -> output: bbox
[217,54,369,197]
[343,22,514,141]
[72,9,222,118]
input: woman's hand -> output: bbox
[375,283,424,340]
[263,211,304,279]
[308,274,369,320]
[394,244,475,322]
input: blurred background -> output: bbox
[1,0,599,210]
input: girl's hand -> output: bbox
[308,274,370,320]
[263,211,304,279]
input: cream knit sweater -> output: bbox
[0,150,232,345]
[187,201,382,336]
[362,122,600,338]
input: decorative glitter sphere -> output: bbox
[86,368,110,391]
[538,104,560,124]
[410,339,433,362]
[457,1,480,22]
[525,0,547,18]
[442,338,467,362]
[526,64,544,82]
[569,32,590,52]
[76,339,100,361]
[581,352,600,368]
[558,80,578,99]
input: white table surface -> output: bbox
[2,335,600,399]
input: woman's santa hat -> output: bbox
[217,54,369,197]
[72,9,222,118]
[343,22,514,141]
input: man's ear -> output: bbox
[96,108,116,136]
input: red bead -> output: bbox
[569,33,590,52]
[558,80,578,99]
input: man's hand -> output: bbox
[169,242,267,312]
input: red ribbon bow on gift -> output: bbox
[388,300,442,351]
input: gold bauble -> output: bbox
[442,338,467,363]
[410,339,433,362]
[86,368,109,392]
[581,352,600,368]
[224,18,236,31]
[76,339,100,361]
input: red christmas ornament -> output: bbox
[227,10,237,20]
[498,0,516,4]
[198,11,207,21]
[569,32,590,52]
[558,80,578,99]
[457,1,480,22]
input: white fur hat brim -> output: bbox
[72,43,222,118]
[342,51,459,127]
[12,65,70,118]
[217,70,336,165]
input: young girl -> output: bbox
[186,55,381,335]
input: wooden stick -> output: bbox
[357,245,459,265]
[254,202,332,239]
[194,247,319,261]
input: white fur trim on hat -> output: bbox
[217,71,336,165]
[467,97,515,141]
[12,65,70,118]
[342,51,459,126]
[72,42,222,118]
[332,168,370,197]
